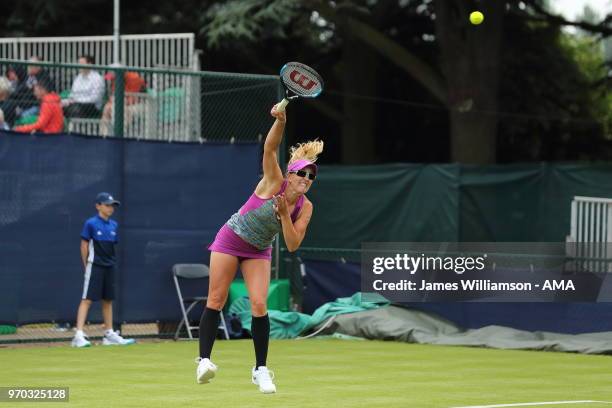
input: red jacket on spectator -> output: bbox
[14,92,64,133]
[106,71,146,105]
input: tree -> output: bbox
[3,0,609,164]
[0,0,112,37]
[434,0,504,164]
[202,0,610,164]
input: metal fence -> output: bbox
[0,33,200,112]
[0,59,281,142]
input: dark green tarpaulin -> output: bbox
[228,293,390,339]
[302,163,612,247]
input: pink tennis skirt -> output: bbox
[208,224,273,261]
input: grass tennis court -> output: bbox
[1,339,610,408]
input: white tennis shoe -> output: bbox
[102,330,135,346]
[252,366,276,394]
[71,332,91,348]
[195,357,218,384]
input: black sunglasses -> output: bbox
[290,170,316,180]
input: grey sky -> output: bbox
[552,0,611,20]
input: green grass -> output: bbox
[0,339,611,408]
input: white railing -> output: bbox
[569,196,612,243]
[67,91,196,142]
[567,196,612,272]
[0,33,198,69]
[68,118,100,136]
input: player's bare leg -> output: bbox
[196,251,238,384]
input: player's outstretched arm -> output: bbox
[259,105,286,191]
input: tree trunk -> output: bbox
[341,28,379,164]
[435,0,504,164]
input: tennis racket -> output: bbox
[276,62,324,112]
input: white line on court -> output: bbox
[450,401,612,408]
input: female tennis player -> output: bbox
[195,104,323,394]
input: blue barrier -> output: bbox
[0,131,260,324]
[4,131,612,334]
[302,260,612,334]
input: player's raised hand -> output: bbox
[270,104,286,123]
[273,193,289,220]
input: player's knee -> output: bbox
[250,298,267,316]
[81,299,93,306]
[206,293,226,310]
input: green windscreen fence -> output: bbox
[0,59,280,142]
[301,163,612,248]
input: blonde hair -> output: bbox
[288,139,324,165]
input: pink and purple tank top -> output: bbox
[208,180,304,259]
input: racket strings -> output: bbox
[281,62,323,97]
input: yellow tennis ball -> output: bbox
[470,11,484,25]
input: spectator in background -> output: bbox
[0,109,9,131]
[62,55,105,119]
[14,78,64,134]
[5,65,28,122]
[20,56,53,118]
[6,64,26,94]
[0,76,17,127]
[100,63,146,136]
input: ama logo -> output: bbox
[542,280,575,291]
[290,70,316,91]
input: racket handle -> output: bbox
[276,98,290,112]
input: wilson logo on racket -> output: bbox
[289,70,317,91]
[276,62,324,112]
